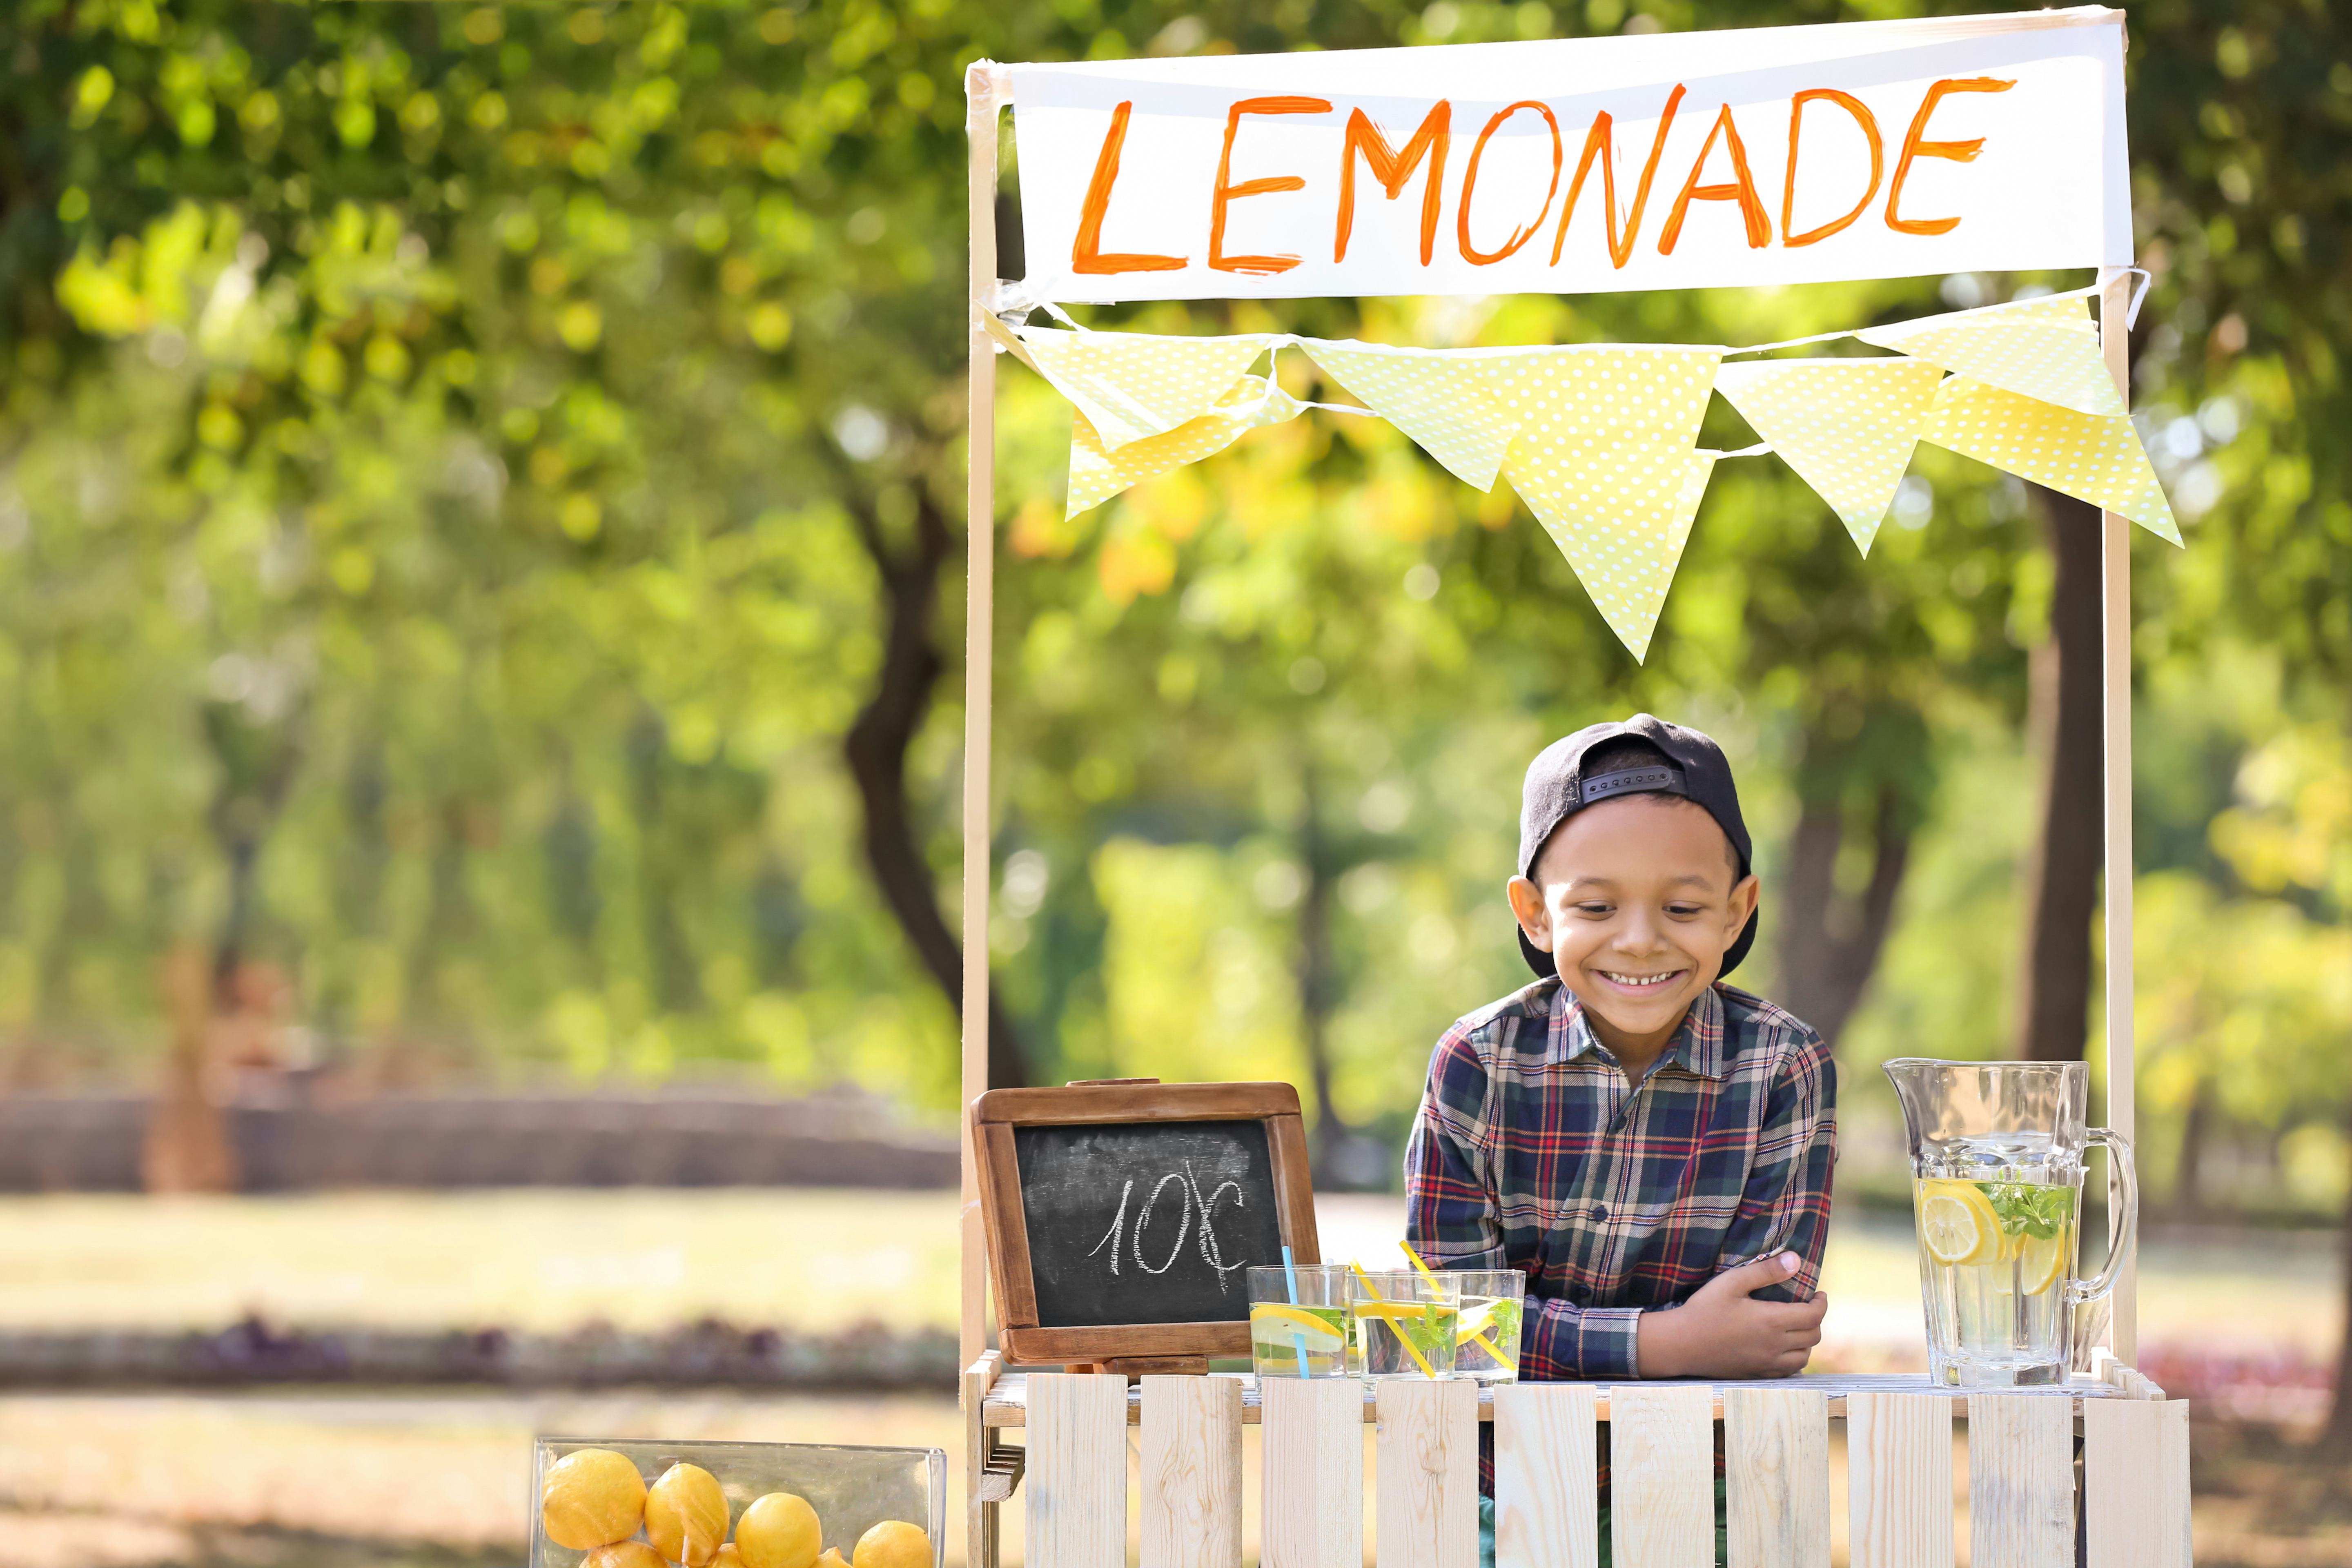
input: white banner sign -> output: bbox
[1008,8,2128,302]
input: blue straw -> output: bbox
[1281,1244,1312,1378]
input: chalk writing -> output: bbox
[1086,1160,1252,1292]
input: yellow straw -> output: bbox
[1350,1259,1440,1379]
[1398,1241,1506,1365]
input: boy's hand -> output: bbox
[1634,1251,1828,1378]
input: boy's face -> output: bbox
[1506,795,1760,1048]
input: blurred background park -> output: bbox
[0,0,2344,1564]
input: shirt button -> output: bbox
[1590,1204,1609,1224]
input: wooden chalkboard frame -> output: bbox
[970,1078,1319,1366]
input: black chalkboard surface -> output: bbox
[1015,1119,1286,1328]
[970,1079,1318,1366]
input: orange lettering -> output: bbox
[1335,102,1452,265]
[1781,88,1882,247]
[1457,100,1564,267]
[1072,101,1186,275]
[1885,76,2015,237]
[1548,85,1688,269]
[1658,102,1770,254]
[1209,95,1332,275]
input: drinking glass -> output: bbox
[1351,1270,1462,1380]
[1246,1263,1352,1378]
[1449,1270,1525,1383]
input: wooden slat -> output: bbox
[1493,1383,1598,1568]
[2084,1399,2191,1568]
[1143,1375,1242,1568]
[1376,1380,1479,1568]
[1968,1394,2074,1568]
[1724,1387,1829,1568]
[1846,1392,1954,1568]
[1261,1376,1364,1568]
[1025,1373,1128,1568]
[1611,1385,1715,1568]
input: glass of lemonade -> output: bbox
[1247,1263,1353,1378]
[1351,1270,1462,1379]
[1449,1270,1525,1383]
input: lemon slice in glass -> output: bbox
[1917,1179,2004,1267]
[1454,1301,1498,1345]
[1251,1303,1344,1349]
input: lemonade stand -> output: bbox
[955,9,2190,1567]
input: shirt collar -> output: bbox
[1544,978,1729,1081]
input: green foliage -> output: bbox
[0,0,2340,1221]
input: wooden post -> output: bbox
[2098,268,2136,1363]
[961,59,1008,1377]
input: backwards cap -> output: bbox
[1515,713,1758,980]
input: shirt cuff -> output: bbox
[1527,1298,1646,1379]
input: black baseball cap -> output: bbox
[1514,714,1758,980]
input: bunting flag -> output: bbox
[1065,374,1303,517]
[1014,325,1273,451]
[1498,347,1723,660]
[1300,341,1526,492]
[1919,376,2181,544]
[1855,294,2124,419]
[1713,358,1947,556]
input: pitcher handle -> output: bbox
[2066,1127,2138,1308]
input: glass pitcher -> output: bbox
[1882,1058,2136,1387]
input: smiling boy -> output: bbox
[1405,716,1835,1552]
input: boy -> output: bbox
[1405,715,1835,1561]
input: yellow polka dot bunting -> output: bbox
[1497,347,1724,661]
[1016,326,1273,452]
[1713,357,1947,556]
[1855,294,2124,419]
[1298,340,1522,492]
[1065,374,1303,517]
[1919,376,2181,544]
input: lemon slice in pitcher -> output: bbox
[2013,1229,2067,1295]
[1917,1180,2003,1267]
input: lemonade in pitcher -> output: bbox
[1913,1170,2078,1379]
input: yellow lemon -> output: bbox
[542,1448,648,1550]
[1249,1304,1344,1349]
[816,1553,852,1568]
[715,1548,745,1568]
[647,1463,731,1567]
[588,1545,668,1568]
[2013,1229,2068,1296]
[736,1494,822,1568]
[1916,1180,2003,1267]
[853,1521,930,1568]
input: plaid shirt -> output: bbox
[1405,976,1835,1385]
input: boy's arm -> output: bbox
[1403,1028,1505,1270]
[1405,1024,1648,1379]
[1719,1030,1838,1303]
[1631,1027,1837,1378]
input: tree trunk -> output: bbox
[2324,1093,2352,1452]
[1774,718,1918,1049]
[1295,766,1349,1176]
[2171,1071,2213,1221]
[143,696,306,1193]
[842,481,1029,1089]
[2013,486,2108,1062]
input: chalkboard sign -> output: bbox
[970,1080,1318,1367]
